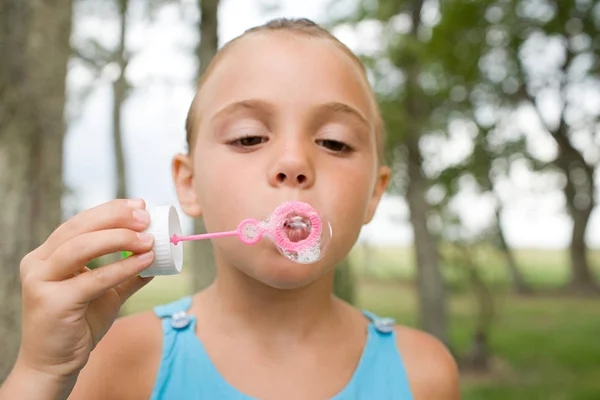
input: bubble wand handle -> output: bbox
[171,230,238,245]
[170,218,265,246]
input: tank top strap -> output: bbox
[150,296,200,400]
[152,295,196,337]
[361,309,396,335]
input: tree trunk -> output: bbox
[333,257,355,305]
[529,96,598,293]
[404,0,449,345]
[406,140,448,345]
[552,127,597,293]
[568,194,596,292]
[0,0,72,381]
[463,248,494,371]
[197,0,219,77]
[189,0,220,290]
[113,1,130,319]
[113,0,129,200]
[494,206,530,294]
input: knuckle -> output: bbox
[21,271,36,289]
[90,265,109,284]
[22,278,46,303]
[116,229,136,246]
[66,235,90,257]
[130,230,147,249]
[111,198,129,209]
[69,211,86,231]
[20,252,33,270]
[20,252,38,281]
[114,203,134,227]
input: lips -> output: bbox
[283,214,312,242]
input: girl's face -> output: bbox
[174,32,390,289]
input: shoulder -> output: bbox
[394,325,460,400]
[68,309,163,400]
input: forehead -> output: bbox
[195,32,376,122]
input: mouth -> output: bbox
[282,214,312,242]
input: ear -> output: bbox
[172,153,202,218]
[363,165,391,225]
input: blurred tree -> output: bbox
[71,0,130,200]
[400,0,448,345]
[421,0,533,295]
[434,124,531,294]
[189,0,220,291]
[428,0,600,293]
[504,0,599,293]
[440,218,496,372]
[339,0,450,344]
[0,0,73,380]
[72,0,167,201]
[113,0,130,200]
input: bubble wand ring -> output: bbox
[267,201,322,254]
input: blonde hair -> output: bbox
[185,18,385,163]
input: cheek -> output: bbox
[192,152,263,230]
[328,161,374,209]
[321,162,375,240]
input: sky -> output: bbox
[63,0,600,249]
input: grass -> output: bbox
[124,246,600,399]
[358,280,600,399]
[351,246,600,290]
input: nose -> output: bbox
[268,142,314,189]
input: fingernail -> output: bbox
[136,251,154,261]
[128,198,145,208]
[137,232,154,244]
[133,209,150,224]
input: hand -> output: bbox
[16,198,156,382]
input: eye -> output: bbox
[317,139,353,154]
[229,135,269,148]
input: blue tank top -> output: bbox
[150,296,414,399]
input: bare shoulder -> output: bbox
[68,310,163,400]
[394,325,460,400]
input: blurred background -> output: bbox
[1,0,599,398]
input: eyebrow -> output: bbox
[210,99,371,130]
[211,99,274,124]
[317,101,371,131]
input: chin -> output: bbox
[232,243,333,290]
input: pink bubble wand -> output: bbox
[171,201,331,264]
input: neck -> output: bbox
[197,254,342,344]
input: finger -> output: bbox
[35,198,150,260]
[39,228,154,281]
[71,251,155,302]
[115,275,155,305]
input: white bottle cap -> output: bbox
[139,205,184,278]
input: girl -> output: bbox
[1,18,459,400]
